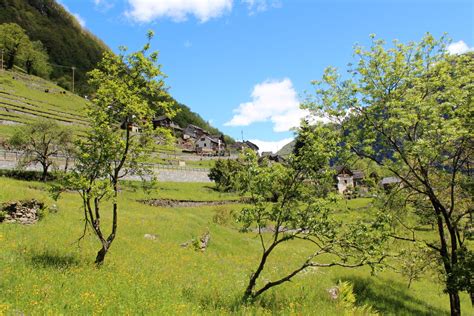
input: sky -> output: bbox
[59,0,473,152]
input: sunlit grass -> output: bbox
[0,177,472,315]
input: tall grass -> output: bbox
[0,178,472,315]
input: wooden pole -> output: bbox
[72,66,75,93]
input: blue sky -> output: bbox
[60,0,473,152]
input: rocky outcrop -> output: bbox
[0,199,45,224]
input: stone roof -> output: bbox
[380,176,401,185]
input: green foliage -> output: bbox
[208,159,244,192]
[212,207,235,226]
[54,33,174,265]
[0,23,51,76]
[0,169,60,181]
[335,281,379,315]
[393,244,438,289]
[18,39,51,76]
[304,33,473,314]
[237,124,390,301]
[8,119,73,181]
[0,177,473,314]
[0,0,108,94]
[0,22,28,69]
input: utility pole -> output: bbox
[71,66,75,93]
[241,130,244,142]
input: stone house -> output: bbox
[196,135,224,155]
[334,166,365,194]
[380,176,402,191]
[152,116,182,132]
[183,124,208,140]
[231,141,259,153]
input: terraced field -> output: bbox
[0,70,89,140]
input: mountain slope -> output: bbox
[0,0,108,94]
[0,70,89,139]
[0,0,232,141]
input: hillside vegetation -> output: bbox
[0,0,107,93]
[0,70,88,140]
[0,1,232,140]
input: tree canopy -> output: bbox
[54,32,175,265]
[304,34,473,315]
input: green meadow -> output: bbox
[0,177,472,315]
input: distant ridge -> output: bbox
[276,140,295,156]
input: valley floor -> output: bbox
[0,178,472,315]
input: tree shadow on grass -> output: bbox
[29,251,80,270]
[339,276,446,316]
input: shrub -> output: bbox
[212,207,235,226]
[208,159,243,192]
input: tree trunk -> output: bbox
[6,51,15,70]
[25,60,33,75]
[41,164,49,182]
[448,291,461,316]
[95,243,108,266]
[243,251,269,301]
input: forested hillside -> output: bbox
[0,0,107,93]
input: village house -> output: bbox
[120,121,140,133]
[334,166,365,194]
[183,124,208,140]
[152,116,182,132]
[231,140,259,154]
[380,176,402,191]
[195,135,225,155]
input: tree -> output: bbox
[0,23,29,70]
[19,40,51,77]
[208,158,245,192]
[304,34,473,315]
[54,32,174,266]
[9,119,73,181]
[236,123,389,302]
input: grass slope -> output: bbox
[0,70,88,140]
[0,178,472,315]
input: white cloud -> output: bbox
[249,137,293,154]
[72,13,86,27]
[93,0,114,11]
[125,0,233,23]
[242,0,281,14]
[225,78,309,132]
[447,40,474,55]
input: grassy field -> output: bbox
[0,70,89,140]
[0,177,472,315]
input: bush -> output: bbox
[212,207,235,226]
[208,159,243,192]
[0,169,60,181]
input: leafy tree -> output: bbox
[304,34,473,315]
[54,32,174,266]
[208,159,244,192]
[0,23,29,69]
[9,119,73,181]
[0,0,108,94]
[19,40,51,76]
[237,124,389,301]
